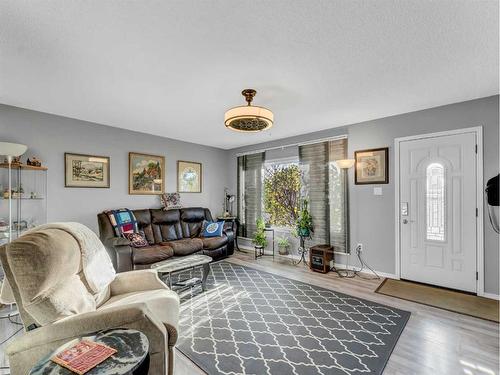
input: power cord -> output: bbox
[332,245,381,280]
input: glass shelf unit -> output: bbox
[0,164,48,246]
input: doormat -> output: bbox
[376,278,499,322]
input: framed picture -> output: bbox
[129,152,165,195]
[65,153,110,188]
[177,160,202,193]
[355,147,389,185]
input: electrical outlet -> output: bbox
[357,243,363,253]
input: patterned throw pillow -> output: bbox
[161,193,182,210]
[123,232,148,248]
[201,221,224,238]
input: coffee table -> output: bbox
[151,254,212,292]
[29,329,149,375]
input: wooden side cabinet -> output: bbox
[309,244,334,273]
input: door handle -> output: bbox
[402,219,408,224]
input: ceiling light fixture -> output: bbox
[224,89,273,132]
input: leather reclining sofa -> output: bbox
[98,207,234,272]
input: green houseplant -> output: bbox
[297,199,314,238]
[253,218,268,249]
[277,236,290,255]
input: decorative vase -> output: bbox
[298,228,310,237]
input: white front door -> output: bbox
[399,131,477,292]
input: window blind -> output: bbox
[237,153,264,238]
[299,142,330,246]
[328,138,349,253]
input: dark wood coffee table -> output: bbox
[29,329,149,375]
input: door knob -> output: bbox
[402,219,408,224]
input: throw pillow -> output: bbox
[123,231,148,248]
[201,221,224,238]
[161,193,182,210]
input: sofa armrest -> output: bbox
[106,237,131,246]
[103,237,133,272]
[224,228,235,255]
[110,269,169,296]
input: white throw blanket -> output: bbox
[24,222,116,293]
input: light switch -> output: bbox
[373,187,383,196]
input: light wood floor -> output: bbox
[2,251,499,375]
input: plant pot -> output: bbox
[278,245,289,255]
[298,228,310,237]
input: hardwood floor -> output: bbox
[2,251,499,374]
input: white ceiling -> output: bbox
[1,1,498,149]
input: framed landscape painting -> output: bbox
[65,153,110,188]
[177,160,202,193]
[129,152,165,195]
[354,147,389,185]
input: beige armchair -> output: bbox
[0,224,179,375]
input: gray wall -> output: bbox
[228,95,499,295]
[0,104,230,232]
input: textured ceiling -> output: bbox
[0,1,498,149]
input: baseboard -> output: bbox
[479,292,500,301]
[332,262,398,280]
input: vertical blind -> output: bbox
[237,153,264,238]
[299,142,330,246]
[328,138,349,253]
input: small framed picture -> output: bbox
[65,153,110,188]
[177,160,202,193]
[355,147,389,185]
[129,152,165,195]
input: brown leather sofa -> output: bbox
[98,207,234,272]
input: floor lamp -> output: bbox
[0,142,28,318]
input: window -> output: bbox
[263,162,301,227]
[426,162,445,241]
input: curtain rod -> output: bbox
[235,134,348,157]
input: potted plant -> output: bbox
[277,236,290,255]
[297,199,314,238]
[253,218,268,254]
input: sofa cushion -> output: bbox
[161,238,203,256]
[180,208,206,238]
[133,245,174,265]
[201,236,228,250]
[133,209,155,244]
[151,209,183,242]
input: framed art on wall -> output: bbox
[65,153,110,188]
[177,160,202,193]
[129,152,165,195]
[354,147,389,184]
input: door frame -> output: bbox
[394,126,484,296]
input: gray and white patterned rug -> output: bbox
[173,261,410,375]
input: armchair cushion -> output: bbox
[3,229,96,326]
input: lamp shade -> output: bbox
[224,89,274,132]
[0,142,28,157]
[336,159,355,169]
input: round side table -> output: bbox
[29,329,149,375]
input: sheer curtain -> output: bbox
[237,152,264,238]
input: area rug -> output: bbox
[376,278,499,322]
[174,261,410,375]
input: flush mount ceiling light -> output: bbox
[224,89,274,132]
